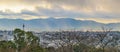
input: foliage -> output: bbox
[0,28,45,52]
[0,28,120,52]
[0,41,16,52]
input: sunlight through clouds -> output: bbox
[0,0,119,23]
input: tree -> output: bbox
[96,27,115,52]
[73,43,90,52]
[14,29,26,52]
[0,41,16,52]
[13,28,45,52]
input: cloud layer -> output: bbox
[0,0,120,23]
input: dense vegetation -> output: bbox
[0,28,120,52]
[0,29,45,52]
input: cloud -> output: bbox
[0,0,119,23]
[0,6,90,19]
[46,0,120,12]
[75,17,120,24]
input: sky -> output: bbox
[0,0,120,24]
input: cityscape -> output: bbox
[0,0,120,52]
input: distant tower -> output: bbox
[23,24,25,31]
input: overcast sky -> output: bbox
[0,0,120,23]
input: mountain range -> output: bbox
[0,18,120,31]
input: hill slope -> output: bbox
[0,18,119,31]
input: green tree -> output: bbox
[0,41,16,52]
[73,43,91,52]
[13,28,45,52]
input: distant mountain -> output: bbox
[0,18,120,31]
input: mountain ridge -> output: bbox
[0,18,120,31]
